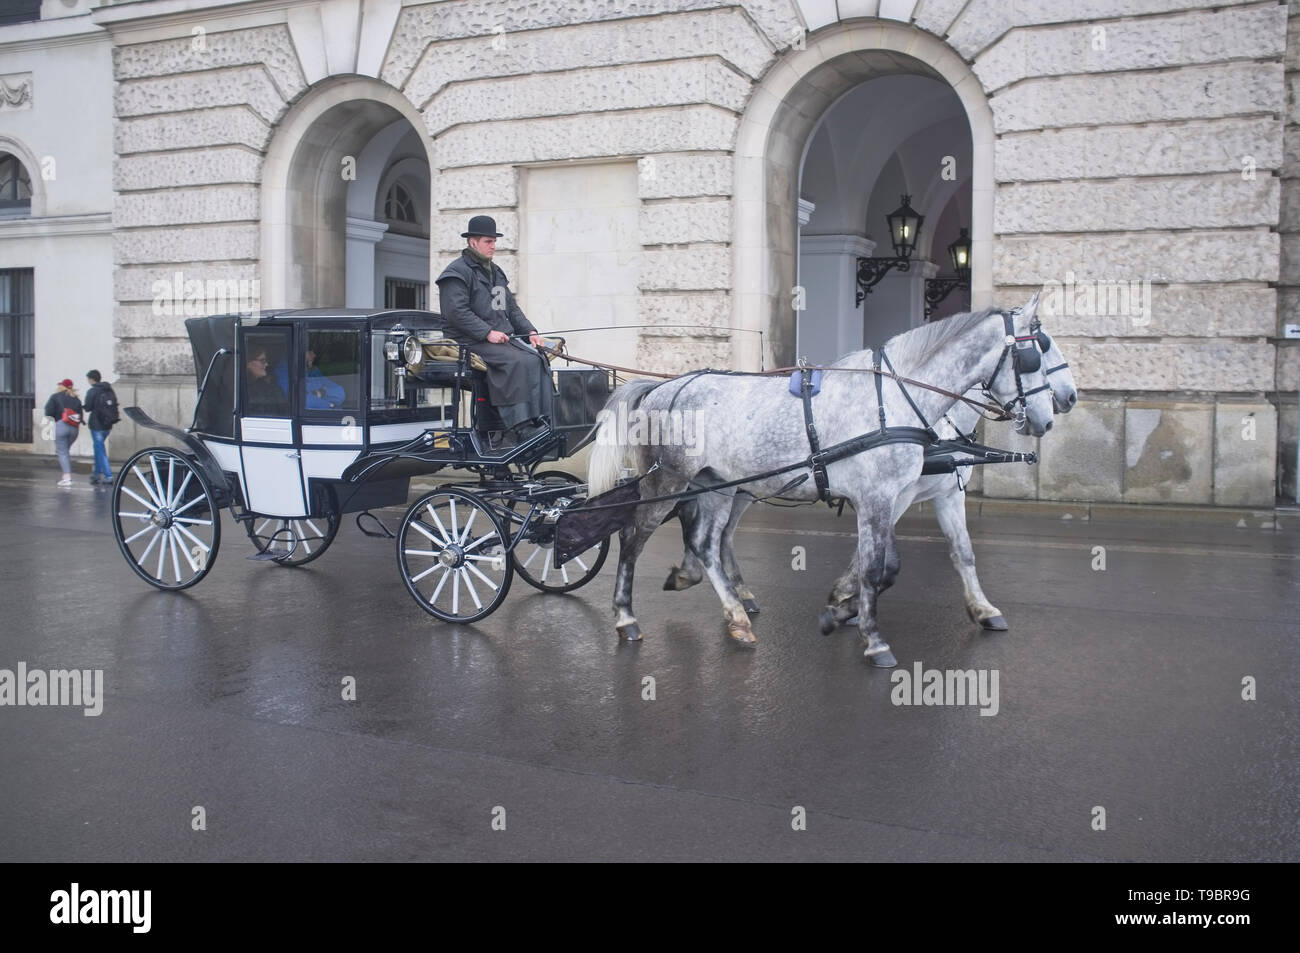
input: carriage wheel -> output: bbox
[398,488,513,623]
[112,448,221,591]
[509,470,609,594]
[244,510,340,566]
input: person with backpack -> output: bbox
[43,378,83,488]
[83,369,119,485]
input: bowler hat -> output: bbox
[461,215,504,238]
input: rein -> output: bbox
[539,343,1014,422]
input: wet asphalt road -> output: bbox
[0,467,1297,862]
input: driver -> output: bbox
[435,215,554,447]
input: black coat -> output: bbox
[44,391,82,424]
[435,250,536,343]
[83,381,115,431]
[436,251,543,408]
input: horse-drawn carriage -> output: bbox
[112,299,1070,664]
[111,309,613,622]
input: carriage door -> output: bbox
[297,326,364,503]
[238,327,307,517]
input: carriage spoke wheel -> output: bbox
[398,488,513,623]
[245,511,340,566]
[509,470,609,594]
[112,448,221,591]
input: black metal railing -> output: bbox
[0,394,33,442]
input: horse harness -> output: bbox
[569,310,1046,514]
[798,309,1045,504]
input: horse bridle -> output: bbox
[982,309,1053,416]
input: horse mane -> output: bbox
[880,307,1002,367]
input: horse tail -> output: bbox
[586,379,661,497]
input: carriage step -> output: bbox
[248,551,292,562]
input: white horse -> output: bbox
[586,297,1056,667]
[664,318,1078,633]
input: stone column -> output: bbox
[798,234,873,364]
[345,216,388,309]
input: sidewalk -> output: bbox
[1,446,1293,533]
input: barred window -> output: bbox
[384,183,416,224]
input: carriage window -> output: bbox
[304,329,360,412]
[369,330,452,415]
[243,330,290,418]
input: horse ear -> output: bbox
[1023,291,1040,323]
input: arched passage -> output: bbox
[261,77,433,309]
[797,72,971,362]
[732,22,994,368]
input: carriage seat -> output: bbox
[404,336,561,436]
[403,339,501,432]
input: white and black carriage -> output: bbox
[111,308,614,622]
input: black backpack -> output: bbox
[95,384,121,428]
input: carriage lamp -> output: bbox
[383,332,403,363]
[924,227,972,321]
[856,195,924,307]
[402,334,424,366]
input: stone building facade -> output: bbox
[1,0,1297,506]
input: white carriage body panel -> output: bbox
[240,447,308,516]
[201,440,242,474]
[239,416,306,517]
[300,449,362,484]
[241,417,294,443]
[301,424,364,445]
[368,420,451,445]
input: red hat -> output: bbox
[58,379,74,388]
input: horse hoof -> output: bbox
[727,624,757,645]
[662,568,696,591]
[843,615,859,627]
[742,598,760,615]
[865,647,897,668]
[819,609,837,635]
[618,623,643,642]
[981,615,1008,631]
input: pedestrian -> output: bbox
[83,369,120,485]
[435,214,554,448]
[44,378,83,488]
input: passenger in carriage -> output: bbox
[245,349,289,417]
[274,346,346,409]
[435,215,554,449]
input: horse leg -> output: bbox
[684,492,756,644]
[854,506,900,667]
[613,494,681,642]
[820,550,860,634]
[932,478,1006,630]
[664,498,706,592]
[719,494,759,614]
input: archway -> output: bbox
[797,72,971,363]
[732,22,994,369]
[261,77,433,309]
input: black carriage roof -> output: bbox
[228,308,441,326]
[183,309,443,343]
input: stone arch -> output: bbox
[732,21,995,368]
[0,134,46,217]
[260,76,434,309]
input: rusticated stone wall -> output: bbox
[94,0,1293,502]
[111,22,307,381]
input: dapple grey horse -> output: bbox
[586,298,1056,667]
[664,315,1077,633]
